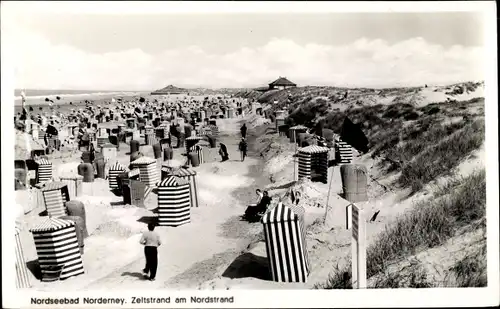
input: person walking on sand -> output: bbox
[240,123,247,139]
[238,138,248,162]
[140,223,161,281]
[219,143,229,162]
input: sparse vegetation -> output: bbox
[398,119,484,192]
[283,95,485,193]
[240,84,486,290]
[286,99,330,127]
[371,263,434,288]
[313,263,353,289]
[447,242,487,287]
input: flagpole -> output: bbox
[324,156,335,223]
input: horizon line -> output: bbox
[15,79,484,93]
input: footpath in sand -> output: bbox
[76,117,271,291]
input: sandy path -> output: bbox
[81,117,270,290]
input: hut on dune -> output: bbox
[268,77,297,91]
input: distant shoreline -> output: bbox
[13,91,148,106]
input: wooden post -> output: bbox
[351,203,367,289]
[346,203,352,229]
[293,139,298,182]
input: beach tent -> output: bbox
[261,203,310,283]
[297,145,329,183]
[59,175,84,199]
[157,176,191,226]
[30,218,85,281]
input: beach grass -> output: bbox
[316,169,486,289]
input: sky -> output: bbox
[3,5,487,91]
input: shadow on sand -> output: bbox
[26,260,42,280]
[266,181,297,191]
[136,216,158,225]
[222,253,271,280]
[121,271,149,280]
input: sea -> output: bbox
[14,89,145,101]
[13,89,146,115]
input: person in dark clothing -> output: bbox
[20,107,28,121]
[140,223,161,281]
[294,191,301,205]
[219,143,229,162]
[238,138,248,162]
[240,123,247,139]
[89,143,96,163]
[243,191,271,222]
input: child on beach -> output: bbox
[140,223,161,281]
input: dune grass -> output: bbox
[316,169,486,289]
[448,242,487,287]
[371,263,434,288]
[315,99,485,191]
[313,263,352,289]
[368,169,486,276]
[263,92,486,289]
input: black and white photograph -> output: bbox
[2,1,498,308]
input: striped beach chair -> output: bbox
[40,182,70,218]
[96,136,109,148]
[59,175,83,199]
[189,144,204,165]
[35,159,52,184]
[207,124,219,139]
[38,130,46,144]
[108,161,128,190]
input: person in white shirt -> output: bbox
[140,223,161,281]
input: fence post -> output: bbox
[351,203,367,289]
[346,203,352,229]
